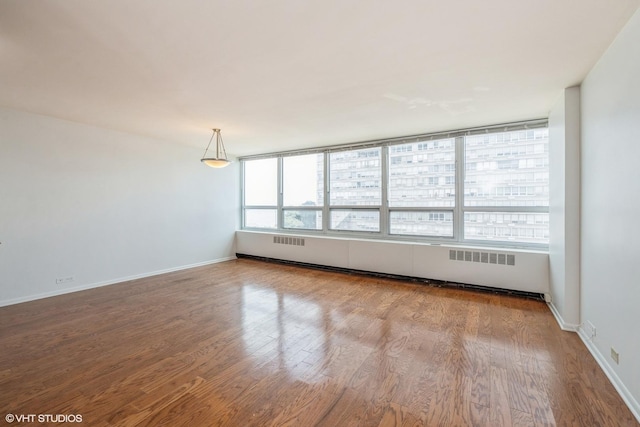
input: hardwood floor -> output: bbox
[0,258,637,426]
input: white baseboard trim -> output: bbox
[577,328,640,424]
[0,256,237,308]
[547,301,580,331]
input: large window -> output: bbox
[329,147,381,232]
[463,129,549,244]
[283,153,324,230]
[243,158,277,229]
[388,138,455,237]
[241,121,549,248]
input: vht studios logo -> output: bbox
[5,414,83,423]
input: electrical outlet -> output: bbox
[610,348,619,364]
[55,276,75,285]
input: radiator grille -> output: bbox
[273,236,305,246]
[449,249,516,266]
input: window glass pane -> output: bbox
[330,209,380,232]
[283,153,324,206]
[464,129,549,207]
[389,139,455,207]
[464,212,549,244]
[283,210,322,230]
[244,158,277,206]
[329,147,381,206]
[245,209,277,229]
[390,211,453,237]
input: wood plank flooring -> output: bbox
[0,259,637,426]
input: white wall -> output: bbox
[548,86,581,330]
[237,231,550,294]
[580,8,640,419]
[0,108,239,306]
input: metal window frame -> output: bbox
[328,208,382,233]
[388,208,456,239]
[282,208,324,231]
[459,129,549,248]
[239,119,550,250]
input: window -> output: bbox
[243,158,277,228]
[283,154,324,230]
[329,147,381,206]
[330,209,380,232]
[388,138,455,237]
[328,147,381,233]
[244,209,277,229]
[463,129,549,244]
[389,211,453,237]
[241,120,549,248]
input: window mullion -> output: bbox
[455,136,465,242]
[323,152,329,232]
[381,145,389,237]
[240,160,246,228]
[277,157,283,230]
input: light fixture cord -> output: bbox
[202,129,215,158]
[217,131,228,160]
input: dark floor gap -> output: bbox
[235,253,545,301]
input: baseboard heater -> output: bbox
[235,253,545,301]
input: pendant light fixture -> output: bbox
[200,128,231,168]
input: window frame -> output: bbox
[387,137,458,240]
[460,128,549,246]
[281,153,325,231]
[240,120,549,249]
[241,157,279,229]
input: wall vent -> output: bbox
[273,236,305,246]
[449,249,516,266]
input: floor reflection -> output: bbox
[239,282,447,385]
[241,284,327,382]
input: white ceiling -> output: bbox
[1,1,638,156]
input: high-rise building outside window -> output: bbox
[463,129,549,244]
[388,138,455,237]
[328,147,381,232]
[241,121,549,248]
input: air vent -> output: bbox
[273,236,305,246]
[450,250,516,266]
